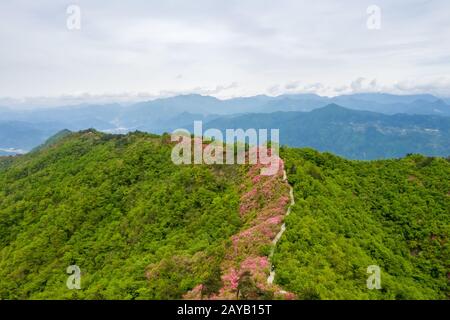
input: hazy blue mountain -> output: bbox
[255,96,326,112]
[1,93,449,128]
[133,111,221,134]
[0,121,62,154]
[330,94,450,115]
[143,93,450,115]
[334,93,438,104]
[14,104,119,129]
[3,93,449,125]
[401,99,450,115]
[235,93,450,115]
[1,93,450,155]
[125,94,222,116]
[201,104,450,160]
[222,94,276,109]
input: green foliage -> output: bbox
[1,130,448,300]
[0,131,244,299]
[274,148,450,299]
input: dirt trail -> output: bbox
[267,169,295,285]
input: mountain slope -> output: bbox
[0,131,448,300]
[273,148,450,299]
[0,130,249,299]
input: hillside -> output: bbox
[0,131,449,299]
[203,104,450,159]
[0,130,293,300]
[273,148,450,299]
[0,130,248,299]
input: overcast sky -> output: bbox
[1,0,450,106]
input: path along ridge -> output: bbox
[267,169,295,285]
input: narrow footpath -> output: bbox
[267,169,295,285]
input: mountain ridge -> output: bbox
[0,130,448,299]
[201,104,450,160]
[1,93,450,156]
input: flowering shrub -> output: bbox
[240,256,270,272]
[252,175,262,184]
[221,268,239,291]
[185,147,295,300]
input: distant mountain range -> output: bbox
[202,104,450,160]
[0,121,62,155]
[1,93,450,158]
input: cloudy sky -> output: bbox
[1,0,450,106]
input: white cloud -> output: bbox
[1,0,450,105]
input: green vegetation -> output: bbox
[0,130,448,300]
[274,147,450,299]
[0,130,246,299]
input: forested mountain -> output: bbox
[203,104,450,159]
[0,131,448,299]
[275,147,450,299]
[0,131,247,299]
[1,93,450,154]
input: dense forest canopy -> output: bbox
[0,130,448,299]
[0,130,246,299]
[274,148,450,299]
